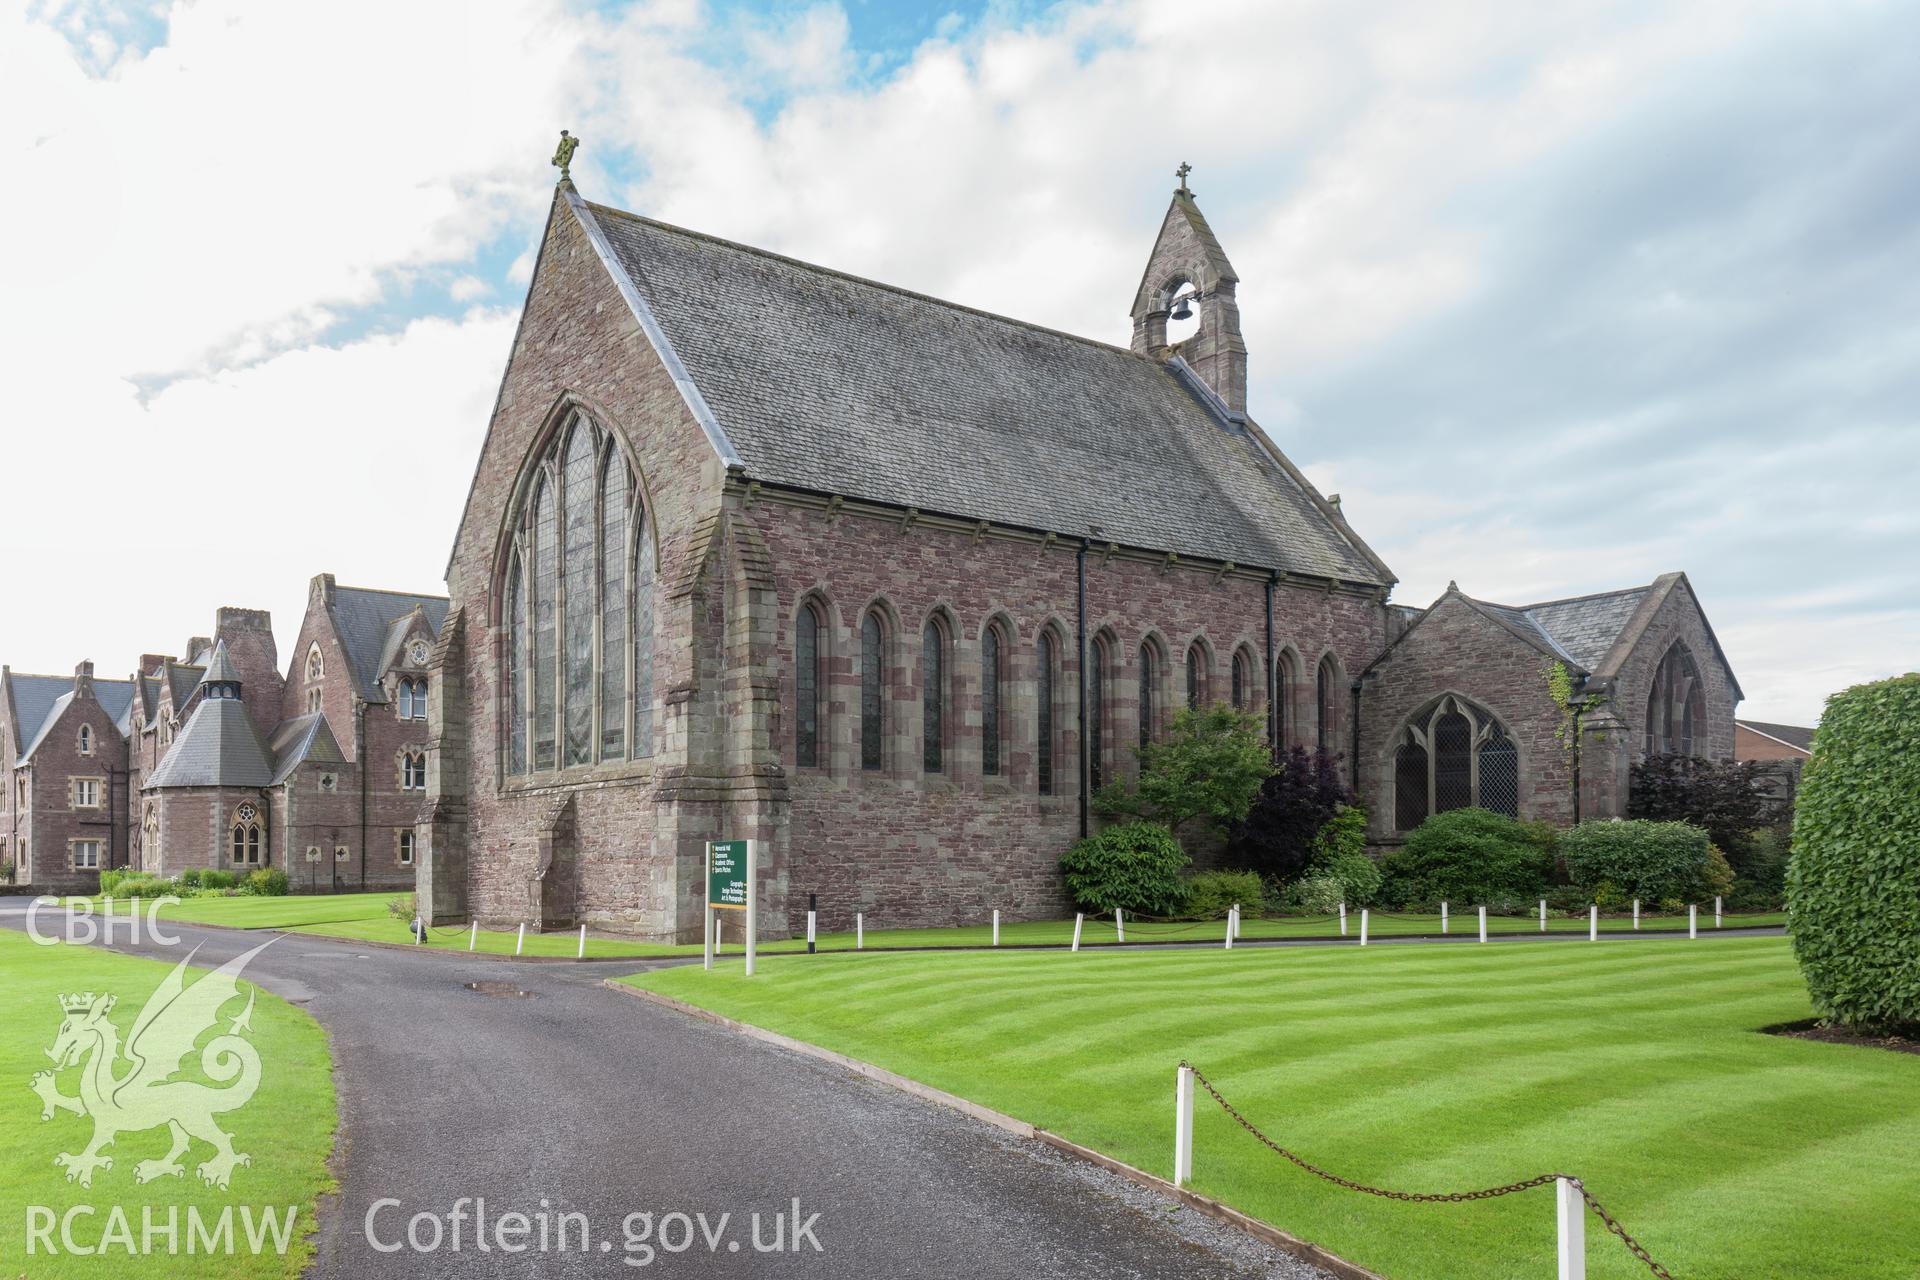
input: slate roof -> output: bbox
[1737,720,1815,753]
[574,197,1391,586]
[198,641,241,687]
[8,673,135,763]
[1520,588,1652,671]
[166,663,203,713]
[330,586,449,703]
[267,713,346,785]
[144,695,275,790]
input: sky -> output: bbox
[2,0,1915,727]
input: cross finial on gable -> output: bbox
[552,130,580,186]
[1175,161,1192,195]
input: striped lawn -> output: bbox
[627,937,1918,1279]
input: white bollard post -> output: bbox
[1689,903,1698,939]
[515,922,525,956]
[1557,1176,1586,1280]
[1072,913,1084,952]
[1231,903,1242,940]
[856,912,864,950]
[992,909,1000,947]
[1715,896,1723,928]
[1360,908,1370,946]
[1441,900,1449,934]
[577,924,586,959]
[1590,904,1598,941]
[1224,912,1234,950]
[1115,908,1125,943]
[469,921,478,952]
[1173,1065,1195,1189]
[1540,899,1548,932]
[1479,905,1488,944]
[807,909,817,951]
[1633,898,1640,930]
[1339,902,1348,935]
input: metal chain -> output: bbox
[1179,1062,1674,1280]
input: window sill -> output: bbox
[500,760,657,795]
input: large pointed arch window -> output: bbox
[1645,642,1705,757]
[1391,695,1519,831]
[502,409,652,776]
[795,601,824,769]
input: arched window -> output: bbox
[860,612,885,772]
[506,556,526,774]
[77,725,92,755]
[1231,650,1250,711]
[305,644,324,682]
[981,624,1003,777]
[1316,656,1340,752]
[1036,631,1056,795]
[796,601,823,769]
[599,449,627,761]
[501,410,651,775]
[922,618,947,773]
[1138,642,1159,748]
[397,677,427,721]
[401,752,427,791]
[1276,650,1297,748]
[1185,645,1204,711]
[1392,695,1519,830]
[1088,636,1109,791]
[1645,643,1706,757]
[231,821,262,867]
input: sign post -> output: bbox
[706,839,756,976]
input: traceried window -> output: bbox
[922,619,948,773]
[1392,695,1519,831]
[305,644,324,681]
[981,623,1004,777]
[501,411,653,776]
[1036,631,1056,795]
[796,602,823,769]
[860,613,885,771]
[1644,642,1706,758]
[231,820,262,866]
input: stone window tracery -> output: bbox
[1645,642,1706,758]
[1391,694,1519,831]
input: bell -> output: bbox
[1170,297,1193,321]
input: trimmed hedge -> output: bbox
[1180,869,1266,920]
[1560,819,1721,905]
[1788,673,1920,1030]
[1060,821,1190,915]
[1379,808,1553,907]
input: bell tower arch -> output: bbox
[1129,163,1248,414]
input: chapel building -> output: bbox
[420,166,1741,941]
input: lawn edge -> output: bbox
[603,979,1387,1280]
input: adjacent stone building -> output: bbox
[419,168,1746,940]
[0,663,135,892]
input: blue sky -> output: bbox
[2,0,1914,725]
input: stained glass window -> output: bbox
[600,455,628,761]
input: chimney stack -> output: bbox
[72,660,95,699]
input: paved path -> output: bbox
[2,896,1329,1279]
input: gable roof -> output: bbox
[8,673,135,764]
[267,713,346,785]
[166,662,203,714]
[1737,719,1814,754]
[328,586,450,703]
[565,194,1391,586]
[143,695,275,790]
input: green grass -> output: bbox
[63,890,1785,958]
[0,929,337,1278]
[625,937,1918,1280]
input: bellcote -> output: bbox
[1129,167,1248,414]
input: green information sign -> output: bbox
[708,840,748,910]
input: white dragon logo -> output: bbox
[30,940,272,1189]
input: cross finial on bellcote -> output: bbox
[1175,161,1192,195]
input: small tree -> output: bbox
[1224,746,1352,882]
[1789,673,1920,1031]
[1629,754,1779,870]
[1092,706,1272,840]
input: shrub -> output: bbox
[1279,873,1350,913]
[1378,809,1553,907]
[387,893,418,922]
[98,867,132,896]
[1226,747,1351,881]
[1560,820,1716,904]
[1092,706,1272,840]
[199,869,238,891]
[1180,869,1265,920]
[1630,753,1781,872]
[105,874,183,899]
[1788,673,1920,1031]
[1059,821,1190,915]
[244,868,290,897]
[181,868,203,888]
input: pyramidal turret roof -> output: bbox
[198,640,241,688]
